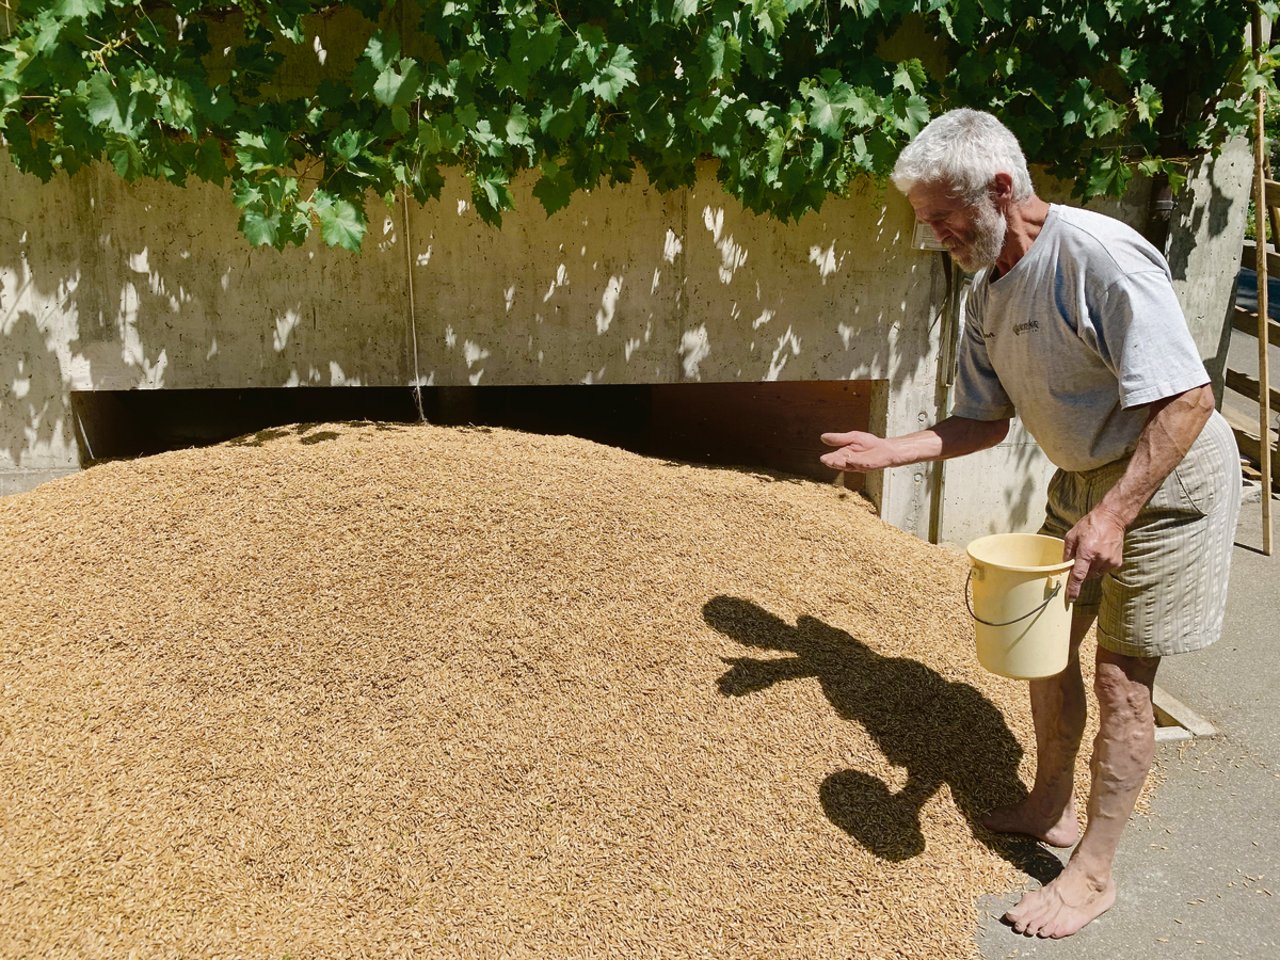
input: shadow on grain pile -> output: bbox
[705,598,1059,880]
[0,421,1089,960]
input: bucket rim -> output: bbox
[965,533,1075,574]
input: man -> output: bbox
[820,109,1241,939]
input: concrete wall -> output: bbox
[0,155,950,533]
[1166,137,1255,388]
[1,141,1251,541]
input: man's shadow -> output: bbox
[704,596,1062,884]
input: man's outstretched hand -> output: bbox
[1062,508,1126,602]
[820,430,896,472]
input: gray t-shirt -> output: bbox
[951,204,1209,472]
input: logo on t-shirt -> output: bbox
[1012,320,1040,336]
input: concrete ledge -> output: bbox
[1153,683,1218,742]
[0,468,80,497]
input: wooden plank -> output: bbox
[1153,684,1218,738]
[1232,305,1280,348]
[1239,455,1280,491]
[1226,367,1280,410]
[1240,459,1280,489]
[1223,406,1280,463]
[1240,459,1280,491]
[1240,240,1280,277]
[1229,425,1280,472]
[1259,177,1280,210]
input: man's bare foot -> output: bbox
[982,797,1079,847]
[1003,861,1116,938]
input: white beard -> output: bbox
[954,197,1007,273]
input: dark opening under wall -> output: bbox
[71,381,876,491]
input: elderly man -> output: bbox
[820,109,1241,938]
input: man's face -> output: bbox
[907,180,1007,272]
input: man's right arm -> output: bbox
[819,416,1010,472]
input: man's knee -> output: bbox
[1093,650,1159,720]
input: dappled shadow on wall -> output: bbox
[682,175,944,394]
[0,310,70,467]
[1,155,942,388]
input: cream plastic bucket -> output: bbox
[965,533,1075,680]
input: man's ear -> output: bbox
[991,171,1015,206]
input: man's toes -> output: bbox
[1032,916,1061,938]
[1021,914,1049,938]
[1006,894,1054,937]
[1003,901,1035,933]
[1002,900,1029,928]
[1042,911,1079,940]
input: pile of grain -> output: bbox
[1,422,1099,958]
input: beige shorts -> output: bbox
[1038,411,1241,658]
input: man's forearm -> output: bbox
[884,415,1010,467]
[1094,384,1215,528]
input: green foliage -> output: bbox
[0,0,1274,250]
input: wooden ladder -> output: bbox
[1238,6,1276,555]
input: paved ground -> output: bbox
[975,494,1280,959]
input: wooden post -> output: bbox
[1255,4,1274,555]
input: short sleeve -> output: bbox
[1087,271,1209,408]
[951,285,1016,421]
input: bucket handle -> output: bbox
[965,569,1064,627]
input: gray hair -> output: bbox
[891,108,1034,204]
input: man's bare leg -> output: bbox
[1004,646,1160,938]
[982,608,1094,847]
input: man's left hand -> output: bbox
[1062,508,1127,602]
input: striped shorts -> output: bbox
[1038,411,1241,658]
